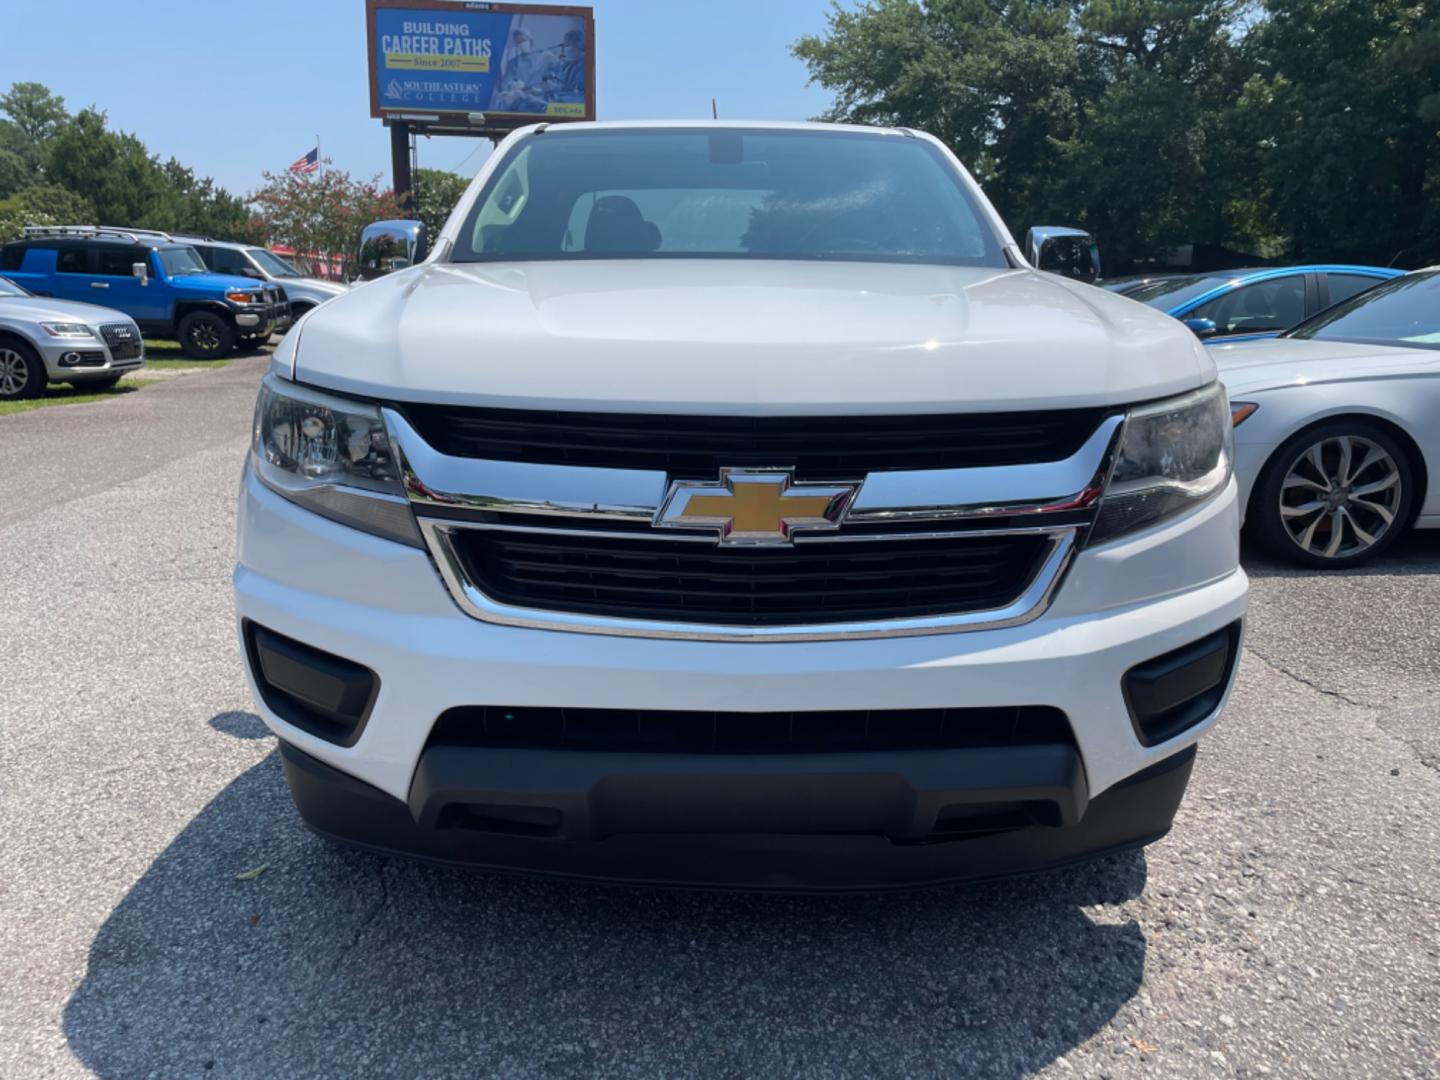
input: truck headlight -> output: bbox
[251,374,421,547]
[1089,381,1232,545]
[227,289,263,304]
[41,322,95,338]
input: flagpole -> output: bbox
[316,133,322,179]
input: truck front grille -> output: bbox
[448,528,1053,627]
[395,404,1112,478]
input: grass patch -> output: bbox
[143,338,192,360]
[145,337,269,361]
[0,376,158,416]
[144,358,233,371]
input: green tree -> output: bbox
[249,163,406,259]
[46,108,174,226]
[0,82,70,197]
[413,167,470,240]
[1243,0,1440,265]
[0,184,97,242]
[795,0,1254,268]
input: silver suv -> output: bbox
[182,238,348,324]
[0,274,145,400]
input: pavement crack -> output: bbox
[1246,647,1372,709]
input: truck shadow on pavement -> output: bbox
[64,734,1151,1078]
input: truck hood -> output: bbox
[291,260,1213,413]
[0,296,135,325]
[1214,337,1440,396]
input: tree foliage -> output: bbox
[0,83,255,242]
[0,184,96,243]
[796,0,1440,269]
[248,163,406,258]
[413,167,471,241]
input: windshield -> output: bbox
[1287,270,1440,350]
[0,275,29,297]
[158,246,208,276]
[1128,273,1243,310]
[452,128,1006,267]
[249,248,302,278]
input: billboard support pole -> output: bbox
[390,121,413,212]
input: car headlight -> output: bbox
[227,289,263,304]
[1089,381,1232,545]
[251,374,421,547]
[40,322,95,338]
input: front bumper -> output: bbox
[280,738,1197,890]
[37,336,145,381]
[236,466,1247,887]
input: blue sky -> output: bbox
[0,0,840,196]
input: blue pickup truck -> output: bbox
[0,226,290,359]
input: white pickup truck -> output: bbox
[235,121,1247,890]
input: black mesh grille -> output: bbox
[453,529,1052,626]
[99,323,142,360]
[428,704,1074,755]
[396,404,1111,477]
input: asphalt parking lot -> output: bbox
[0,355,1436,1079]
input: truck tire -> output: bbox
[0,339,46,400]
[178,311,235,360]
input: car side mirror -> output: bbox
[357,220,428,280]
[132,262,149,286]
[1183,317,1218,338]
[1024,227,1101,284]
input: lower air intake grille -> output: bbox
[428,705,1075,755]
[451,529,1054,627]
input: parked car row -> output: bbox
[0,225,348,399]
[1109,264,1404,343]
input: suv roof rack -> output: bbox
[20,224,174,243]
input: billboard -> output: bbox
[366,1,594,132]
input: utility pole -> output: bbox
[390,122,413,212]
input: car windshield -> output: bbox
[452,127,1007,267]
[1128,273,1243,310]
[158,246,208,275]
[0,275,29,297]
[249,248,302,278]
[1286,270,1440,350]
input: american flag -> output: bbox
[288,147,319,174]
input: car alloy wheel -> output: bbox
[191,321,221,350]
[0,347,29,396]
[1278,434,1402,559]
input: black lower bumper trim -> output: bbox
[279,741,1196,891]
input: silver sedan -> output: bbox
[1217,267,1440,567]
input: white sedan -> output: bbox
[1216,267,1440,567]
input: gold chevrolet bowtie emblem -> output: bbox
[655,470,860,545]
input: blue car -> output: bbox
[1113,265,1404,343]
[0,225,290,359]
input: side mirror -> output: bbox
[357,220,428,280]
[1024,226,1101,284]
[1183,317,1218,338]
[132,262,149,286]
